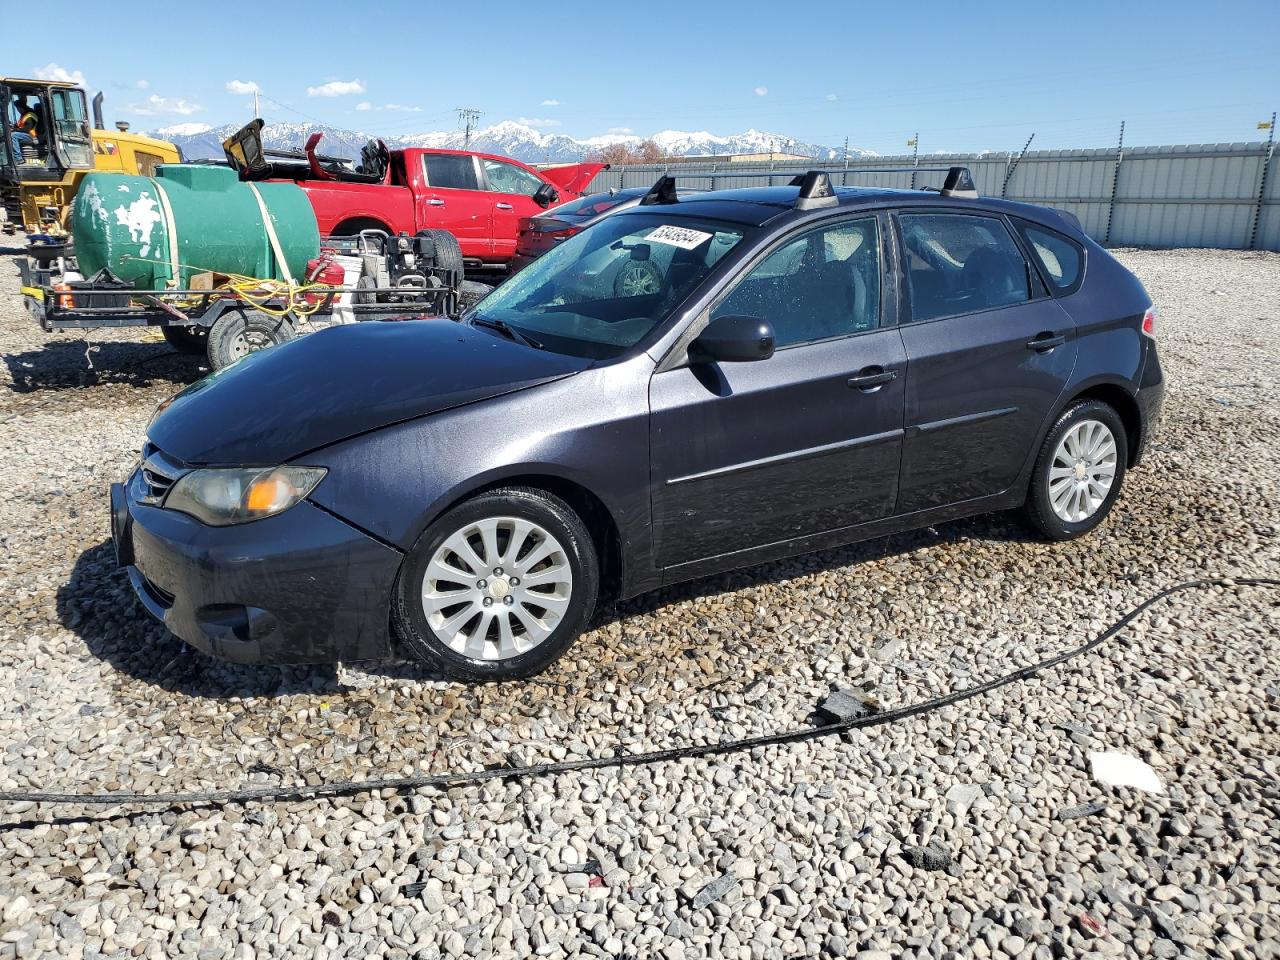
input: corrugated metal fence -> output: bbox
[582,142,1280,251]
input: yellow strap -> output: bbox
[247,183,295,285]
[147,177,180,289]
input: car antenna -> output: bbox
[788,170,837,210]
[639,175,679,205]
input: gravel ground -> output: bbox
[0,245,1277,959]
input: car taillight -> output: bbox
[517,217,537,235]
[1141,306,1157,337]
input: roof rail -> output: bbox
[636,164,980,208]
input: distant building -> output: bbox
[664,151,815,165]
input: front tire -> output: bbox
[1022,399,1128,541]
[393,487,599,682]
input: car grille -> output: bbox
[136,443,187,506]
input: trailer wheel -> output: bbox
[415,229,464,282]
[161,325,209,356]
[207,308,295,371]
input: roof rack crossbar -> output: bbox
[637,165,979,207]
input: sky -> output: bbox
[15,0,1280,154]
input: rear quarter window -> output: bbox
[1016,221,1084,294]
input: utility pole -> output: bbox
[253,89,260,120]
[842,136,849,167]
[456,107,483,148]
[908,132,919,189]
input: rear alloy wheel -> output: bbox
[206,308,295,371]
[1022,399,1128,541]
[393,487,598,681]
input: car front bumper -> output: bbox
[111,469,404,665]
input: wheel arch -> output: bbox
[331,215,393,236]
[419,471,625,605]
[1063,381,1143,466]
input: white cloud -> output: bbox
[307,79,365,97]
[608,126,634,135]
[540,98,561,106]
[754,86,768,97]
[825,93,838,101]
[129,94,204,116]
[226,79,261,95]
[34,62,86,86]
[517,116,561,129]
[136,79,150,90]
[357,102,422,113]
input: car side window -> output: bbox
[483,158,545,196]
[423,154,478,191]
[898,214,1031,323]
[712,218,881,349]
[1019,223,1083,292]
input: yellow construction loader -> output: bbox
[1,76,181,236]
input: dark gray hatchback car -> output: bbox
[113,168,1164,680]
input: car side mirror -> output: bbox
[534,183,559,208]
[690,315,775,364]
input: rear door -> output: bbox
[894,210,1077,513]
[417,153,492,257]
[480,157,553,260]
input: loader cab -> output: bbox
[0,78,93,186]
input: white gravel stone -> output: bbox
[0,246,1278,959]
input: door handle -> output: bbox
[1027,332,1066,352]
[425,198,446,206]
[495,202,514,210]
[848,366,898,392]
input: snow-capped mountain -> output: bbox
[152,119,872,165]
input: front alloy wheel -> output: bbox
[422,516,574,660]
[394,487,598,681]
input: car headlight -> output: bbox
[163,466,327,526]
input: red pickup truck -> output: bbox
[224,121,605,272]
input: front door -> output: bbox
[650,215,906,569]
[417,153,493,258]
[480,157,550,260]
[894,211,1078,513]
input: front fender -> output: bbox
[304,357,659,595]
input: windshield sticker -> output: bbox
[644,225,713,250]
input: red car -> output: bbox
[226,121,605,272]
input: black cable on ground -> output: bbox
[2,577,1276,813]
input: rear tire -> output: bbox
[161,324,208,355]
[206,308,295,371]
[1022,399,1128,541]
[393,487,599,682]
[415,228,464,281]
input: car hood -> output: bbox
[148,319,590,465]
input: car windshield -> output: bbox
[474,213,747,359]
